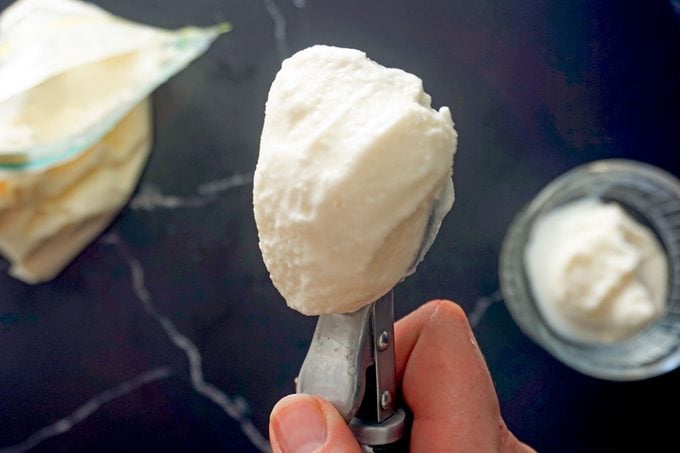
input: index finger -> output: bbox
[394,300,519,452]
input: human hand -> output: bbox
[269,300,534,452]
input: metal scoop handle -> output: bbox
[296,291,408,450]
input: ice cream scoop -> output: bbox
[254,45,457,316]
[255,44,457,451]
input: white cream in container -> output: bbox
[525,198,668,343]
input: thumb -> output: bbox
[270,394,361,453]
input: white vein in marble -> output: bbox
[130,172,253,211]
[197,172,254,196]
[292,0,306,8]
[1,367,172,453]
[105,234,271,453]
[263,0,289,60]
[130,184,212,211]
[468,289,504,328]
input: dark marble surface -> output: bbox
[1,0,678,451]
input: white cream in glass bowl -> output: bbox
[500,159,680,380]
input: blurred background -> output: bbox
[0,0,678,451]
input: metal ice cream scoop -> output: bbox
[296,290,409,451]
[296,290,408,451]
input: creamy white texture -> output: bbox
[0,52,152,151]
[0,100,152,283]
[254,45,457,315]
[0,0,225,164]
[0,0,222,283]
[525,198,668,343]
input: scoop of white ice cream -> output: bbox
[525,198,668,343]
[254,45,457,315]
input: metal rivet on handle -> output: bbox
[380,390,392,410]
[377,331,390,351]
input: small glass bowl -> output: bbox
[500,159,680,380]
